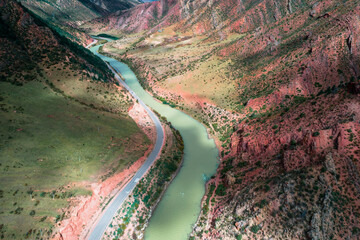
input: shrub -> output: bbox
[255,199,268,208]
[215,184,226,196]
[14,207,23,214]
[235,178,243,184]
[250,224,261,234]
[352,226,360,235]
[349,133,354,142]
[238,161,248,168]
[55,215,61,222]
[312,132,320,137]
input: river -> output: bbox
[90,44,219,240]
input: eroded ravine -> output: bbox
[90,43,219,240]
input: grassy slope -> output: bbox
[20,0,100,23]
[20,0,99,45]
[97,30,243,149]
[100,29,243,111]
[0,0,150,238]
[0,76,150,238]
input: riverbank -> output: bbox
[55,101,158,239]
[55,143,153,240]
[103,118,184,239]
[92,40,219,240]
[97,46,230,236]
[89,40,185,239]
[99,45,231,148]
[97,46,226,152]
[86,42,171,240]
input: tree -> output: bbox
[51,190,56,200]
[27,189,34,199]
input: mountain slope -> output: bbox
[87,0,140,13]
[83,0,309,35]
[0,0,151,239]
[82,0,179,33]
[20,0,140,45]
[90,0,360,238]
[21,0,140,23]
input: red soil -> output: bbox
[54,89,160,239]
[53,144,153,240]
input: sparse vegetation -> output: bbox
[0,2,149,237]
[104,121,184,239]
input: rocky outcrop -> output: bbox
[191,87,360,239]
[309,188,334,240]
[84,0,360,238]
[188,1,360,233]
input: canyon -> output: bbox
[84,0,360,238]
[1,0,360,239]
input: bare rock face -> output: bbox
[309,211,323,239]
[86,0,307,34]
[179,0,192,18]
[309,189,334,240]
[324,152,336,175]
[309,2,320,17]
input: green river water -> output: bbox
[91,44,219,240]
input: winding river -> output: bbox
[90,43,219,240]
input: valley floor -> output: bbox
[95,9,360,236]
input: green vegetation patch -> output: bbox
[96,34,120,40]
[107,123,184,239]
[0,80,148,238]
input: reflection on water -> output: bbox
[90,45,219,240]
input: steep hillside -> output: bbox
[20,0,140,45]
[82,0,308,35]
[88,0,140,13]
[82,0,179,33]
[0,0,151,239]
[93,0,360,238]
[21,0,140,23]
